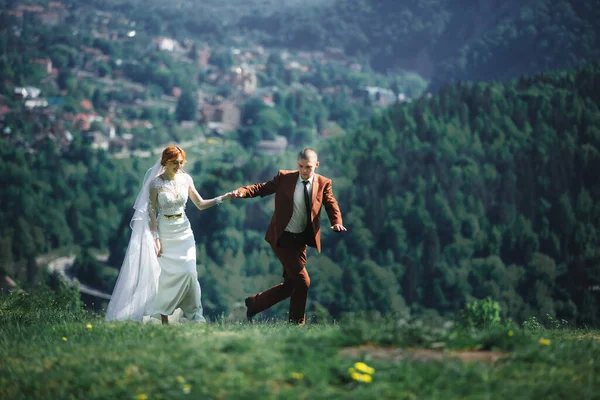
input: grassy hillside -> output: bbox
[1,289,599,399]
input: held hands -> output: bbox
[230,189,244,199]
[330,224,347,232]
[216,192,234,205]
[222,191,235,200]
[217,191,237,202]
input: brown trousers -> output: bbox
[248,231,311,324]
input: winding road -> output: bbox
[46,256,112,300]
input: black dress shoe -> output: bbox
[245,297,256,323]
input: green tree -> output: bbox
[209,49,234,71]
[175,90,197,122]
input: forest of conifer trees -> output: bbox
[2,64,599,325]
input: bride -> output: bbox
[105,145,232,324]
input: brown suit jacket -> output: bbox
[237,170,343,253]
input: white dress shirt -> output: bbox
[284,174,314,233]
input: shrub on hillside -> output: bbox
[459,298,502,329]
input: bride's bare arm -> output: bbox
[149,186,162,256]
[187,175,231,210]
[149,186,159,236]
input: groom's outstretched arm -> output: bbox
[232,171,282,199]
[322,179,347,232]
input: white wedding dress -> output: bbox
[105,162,206,323]
[148,173,206,323]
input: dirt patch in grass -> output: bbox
[339,345,506,364]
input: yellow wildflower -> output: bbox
[354,362,375,375]
[135,394,148,400]
[508,330,514,337]
[539,338,551,346]
[290,372,304,380]
[348,368,372,383]
[176,376,185,384]
[182,384,191,394]
[86,323,93,330]
[62,337,68,341]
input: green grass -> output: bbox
[1,292,599,399]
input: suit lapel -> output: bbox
[311,174,319,215]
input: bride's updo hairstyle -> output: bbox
[161,145,186,166]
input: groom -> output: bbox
[231,148,346,325]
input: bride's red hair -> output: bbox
[161,145,186,166]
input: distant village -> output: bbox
[0,1,411,157]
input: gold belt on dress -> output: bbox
[163,214,182,219]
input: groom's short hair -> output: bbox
[298,148,318,161]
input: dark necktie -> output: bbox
[302,180,311,231]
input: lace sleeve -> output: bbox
[148,179,159,239]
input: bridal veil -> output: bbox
[105,159,164,321]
